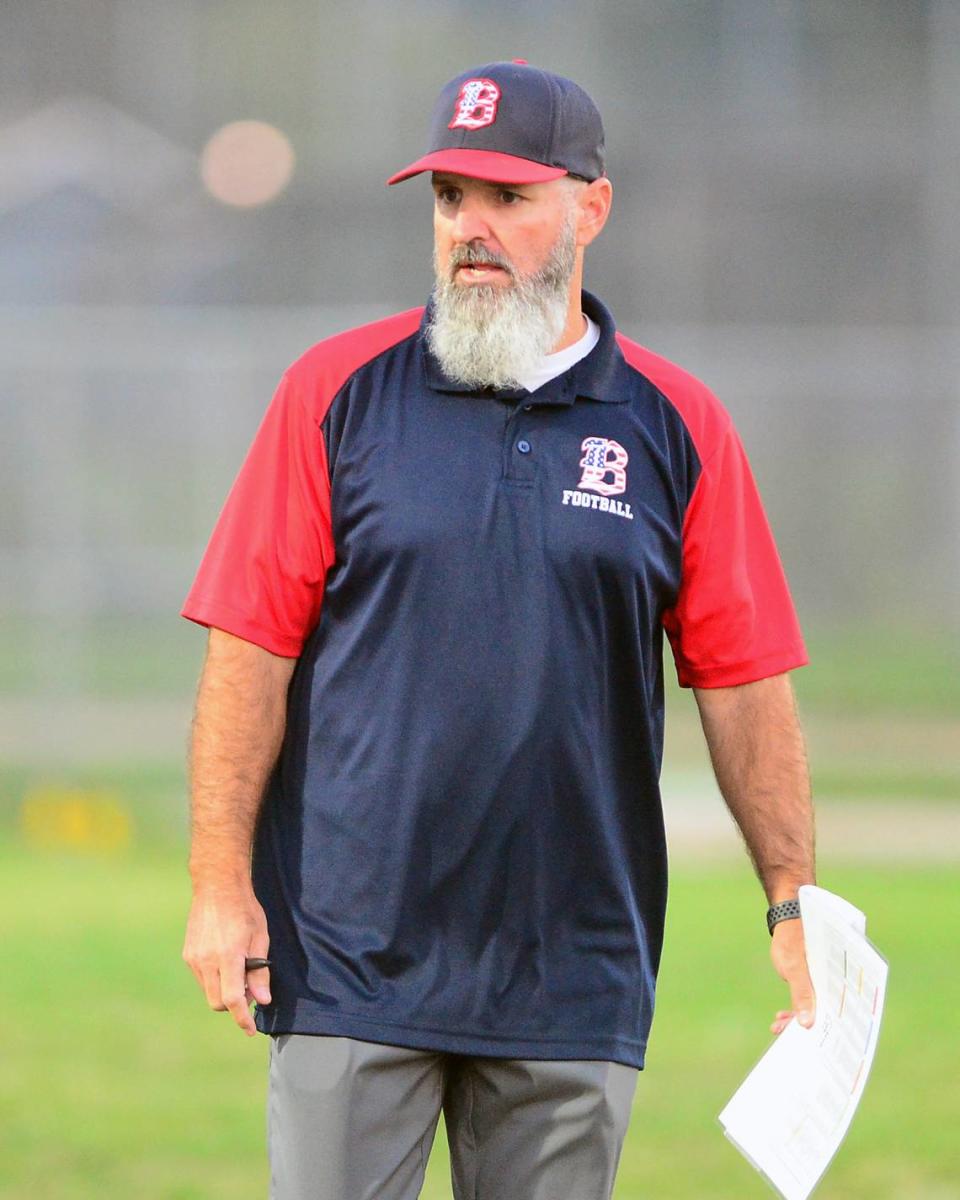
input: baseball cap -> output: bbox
[387,59,605,186]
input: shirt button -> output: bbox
[517,439,531,454]
[522,404,533,411]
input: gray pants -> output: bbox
[268,1034,639,1200]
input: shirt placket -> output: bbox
[501,399,541,486]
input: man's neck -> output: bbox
[513,312,599,394]
[551,308,588,355]
[551,265,588,353]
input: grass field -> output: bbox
[3,618,959,715]
[2,622,957,1196]
[2,839,958,1200]
[2,622,958,844]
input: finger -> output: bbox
[771,1003,803,1032]
[182,943,213,998]
[244,977,270,1006]
[183,956,205,992]
[220,957,257,1036]
[789,976,816,1029]
[245,937,272,1006]
[196,959,228,1012]
[245,963,272,1006]
[183,933,229,1012]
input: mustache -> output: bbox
[448,243,514,277]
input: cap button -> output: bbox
[512,58,528,65]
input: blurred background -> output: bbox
[1,2,957,1198]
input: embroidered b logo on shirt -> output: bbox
[577,436,628,496]
[448,79,502,131]
[561,436,634,519]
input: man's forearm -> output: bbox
[188,628,297,893]
[692,672,815,902]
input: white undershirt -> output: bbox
[514,314,600,394]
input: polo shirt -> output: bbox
[181,289,808,1069]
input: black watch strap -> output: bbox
[767,898,801,935]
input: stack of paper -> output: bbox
[719,885,888,1200]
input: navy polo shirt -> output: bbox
[182,289,807,1069]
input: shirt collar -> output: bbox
[420,288,628,406]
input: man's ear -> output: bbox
[576,177,613,249]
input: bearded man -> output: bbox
[181,60,816,1200]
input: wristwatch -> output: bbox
[766,898,801,935]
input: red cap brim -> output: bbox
[387,149,569,186]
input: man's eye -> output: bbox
[498,190,521,204]
[436,188,460,205]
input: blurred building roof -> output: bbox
[0,95,196,215]
[0,96,244,303]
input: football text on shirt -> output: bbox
[561,489,635,519]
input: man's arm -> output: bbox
[181,627,297,1036]
[692,670,816,1034]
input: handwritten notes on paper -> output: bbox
[718,886,888,1200]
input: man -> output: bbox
[181,61,816,1200]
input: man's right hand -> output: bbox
[182,886,271,1036]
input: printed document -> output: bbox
[719,885,887,1200]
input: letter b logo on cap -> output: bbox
[449,78,501,130]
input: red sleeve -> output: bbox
[181,369,333,656]
[661,417,808,687]
[181,307,424,657]
[616,333,808,689]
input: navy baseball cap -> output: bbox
[387,59,606,186]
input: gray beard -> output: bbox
[425,212,577,391]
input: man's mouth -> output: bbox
[455,262,510,281]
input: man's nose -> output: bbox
[450,198,492,246]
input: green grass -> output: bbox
[807,767,960,803]
[0,615,197,698]
[788,621,960,716]
[0,762,188,847]
[3,617,959,716]
[2,839,957,1199]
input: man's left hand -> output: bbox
[769,917,815,1035]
